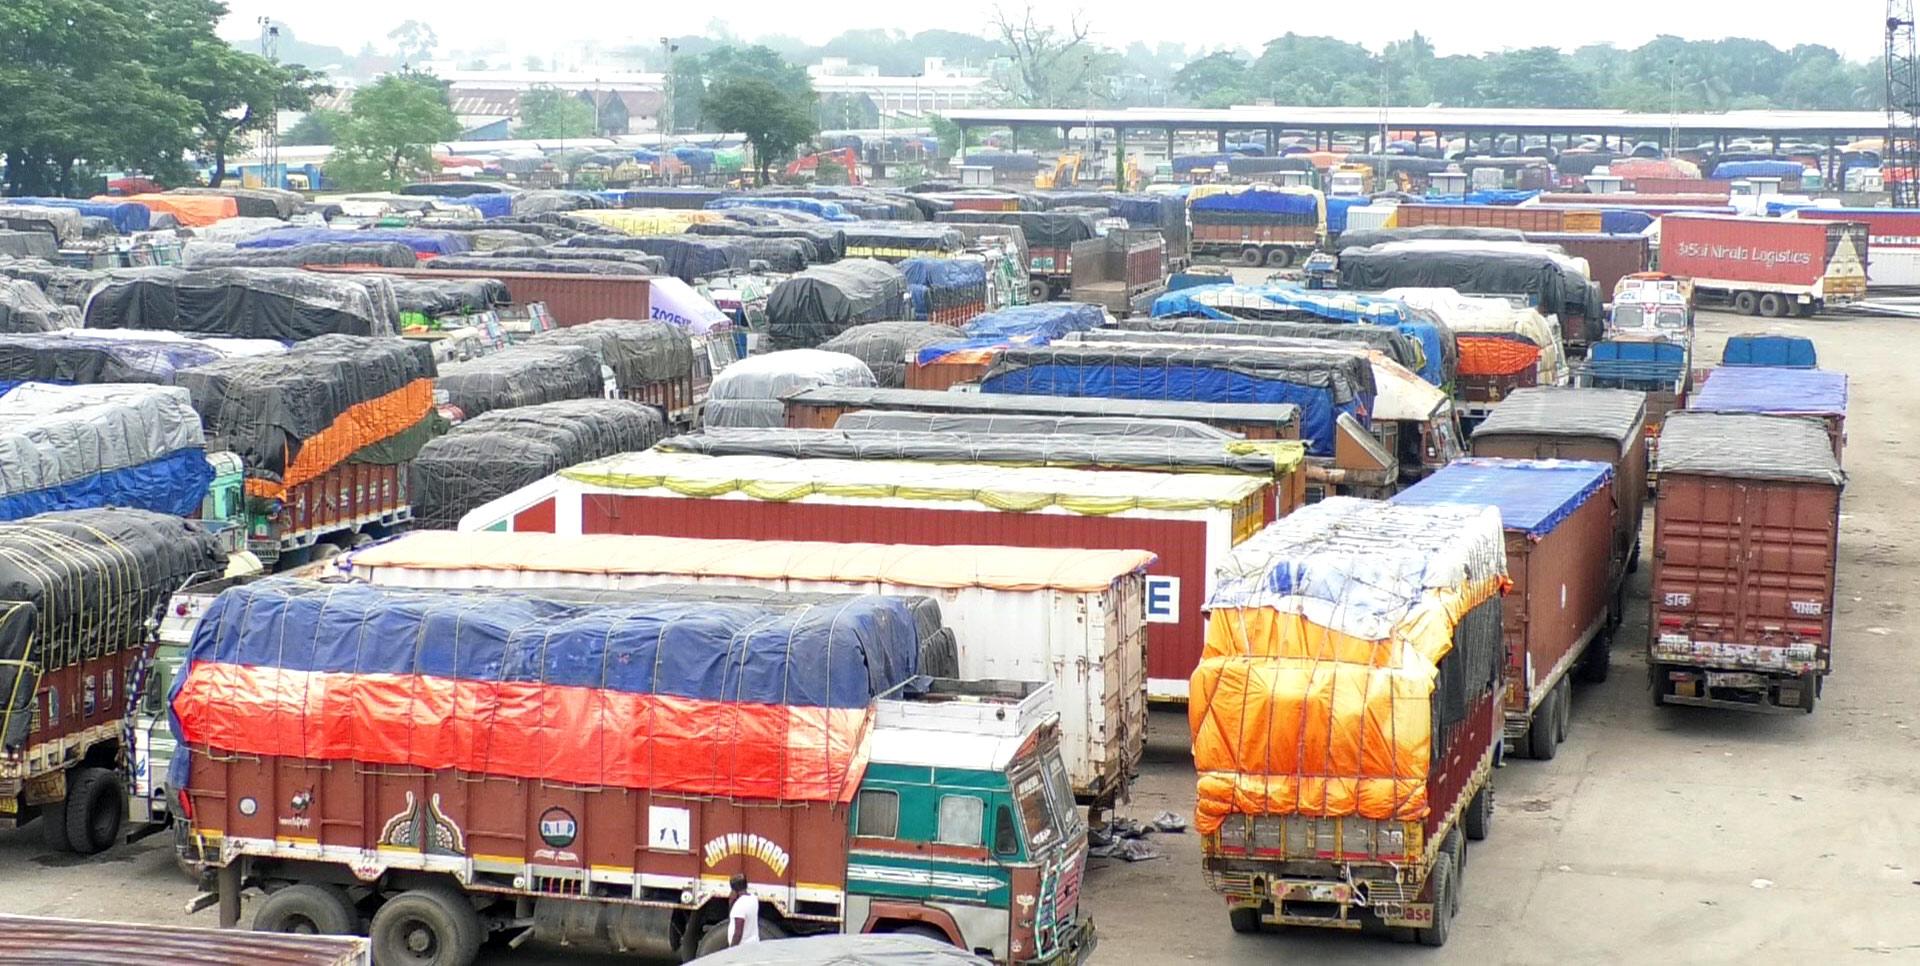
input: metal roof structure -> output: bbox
[942,106,1905,138]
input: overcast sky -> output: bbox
[220,0,1889,64]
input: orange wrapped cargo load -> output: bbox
[100,193,238,227]
[1190,497,1507,831]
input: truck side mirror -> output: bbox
[994,804,1019,857]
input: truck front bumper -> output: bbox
[1028,917,1096,965]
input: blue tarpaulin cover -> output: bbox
[9,197,151,234]
[914,303,1103,364]
[709,197,857,222]
[1721,334,1817,368]
[238,227,471,256]
[1392,457,1613,539]
[1420,190,1540,206]
[900,258,987,320]
[1189,189,1320,216]
[1713,160,1805,180]
[1325,196,1369,234]
[0,447,211,521]
[1173,154,1232,173]
[447,194,512,219]
[1599,210,1656,234]
[1149,283,1450,386]
[610,187,732,209]
[1690,366,1847,416]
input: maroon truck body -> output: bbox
[313,266,653,327]
[1496,483,1615,748]
[780,387,1303,441]
[1524,233,1651,305]
[1396,205,1602,233]
[254,462,411,563]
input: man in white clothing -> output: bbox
[728,873,761,946]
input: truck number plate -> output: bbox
[1790,600,1823,616]
[1277,882,1350,904]
[1706,671,1767,690]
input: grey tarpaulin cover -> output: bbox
[698,934,989,965]
[0,231,56,260]
[530,319,695,390]
[190,216,290,244]
[487,247,670,274]
[1338,242,1602,328]
[0,383,206,507]
[461,229,548,252]
[184,240,418,269]
[0,508,226,749]
[556,235,748,281]
[1333,226,1526,252]
[356,276,508,317]
[784,384,1301,431]
[817,321,961,388]
[837,223,966,256]
[425,255,654,276]
[0,258,103,308]
[0,281,78,333]
[1657,411,1845,485]
[767,260,910,350]
[1114,316,1429,379]
[687,222,848,262]
[934,210,1100,248]
[833,409,1236,440]
[1470,386,1646,448]
[411,398,664,528]
[0,206,84,246]
[178,334,437,478]
[509,190,610,216]
[705,349,876,428]
[657,426,1292,477]
[435,343,603,421]
[83,267,396,339]
[417,219,576,242]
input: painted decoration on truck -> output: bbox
[703,832,791,876]
[378,791,466,855]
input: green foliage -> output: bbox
[517,85,596,139]
[1173,52,1252,109]
[819,94,879,131]
[286,109,346,146]
[702,75,815,185]
[670,56,707,133]
[325,71,459,190]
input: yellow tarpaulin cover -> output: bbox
[1189,498,1507,831]
[572,208,725,235]
[346,530,1157,594]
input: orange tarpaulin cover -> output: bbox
[244,378,433,500]
[1456,335,1542,377]
[100,193,237,227]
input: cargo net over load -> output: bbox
[1190,497,1507,832]
[411,398,666,530]
[169,580,930,803]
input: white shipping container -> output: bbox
[340,531,1155,803]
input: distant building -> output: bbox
[807,57,994,113]
[437,70,667,136]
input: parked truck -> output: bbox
[1186,185,1324,268]
[1791,207,1920,288]
[1657,214,1867,317]
[1394,458,1619,758]
[1649,412,1845,712]
[1688,366,1847,462]
[174,579,1095,964]
[781,386,1303,442]
[1193,498,1505,946]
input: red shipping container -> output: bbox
[1659,214,1862,290]
[312,265,651,327]
[458,453,1274,702]
[1524,232,1651,302]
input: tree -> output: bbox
[518,85,596,138]
[325,70,459,190]
[703,76,815,185]
[703,45,812,91]
[387,20,438,64]
[670,56,706,133]
[1173,52,1252,109]
[163,9,332,188]
[285,108,347,145]
[990,4,1094,106]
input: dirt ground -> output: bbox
[0,309,1915,964]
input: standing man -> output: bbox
[728,873,761,947]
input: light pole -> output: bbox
[660,37,678,174]
[1667,57,1679,158]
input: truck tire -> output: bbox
[1798,301,1818,318]
[1416,859,1454,947]
[1228,906,1262,934]
[1526,688,1561,761]
[63,767,124,855]
[1464,784,1493,841]
[1240,247,1265,267]
[38,798,73,852]
[1443,827,1464,878]
[696,915,789,956]
[1264,248,1295,268]
[1554,677,1573,739]
[1732,291,1758,315]
[253,883,357,936]
[1027,279,1051,303]
[371,887,485,966]
[1757,293,1788,318]
[1577,637,1612,684]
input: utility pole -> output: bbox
[259,17,280,189]
[1888,1,1920,206]
[659,37,678,179]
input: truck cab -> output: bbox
[849,679,1095,964]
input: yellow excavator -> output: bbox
[1035,153,1080,189]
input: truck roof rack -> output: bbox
[876,677,1056,739]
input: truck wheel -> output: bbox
[1240,247,1265,267]
[1732,291,1758,315]
[1628,537,1641,574]
[1026,279,1051,302]
[1577,638,1612,684]
[1554,677,1573,739]
[38,798,73,852]
[696,916,789,956]
[1526,689,1561,761]
[1228,906,1262,934]
[1757,293,1788,318]
[1264,248,1295,268]
[253,883,357,936]
[1464,784,1493,841]
[63,767,125,855]
[1797,301,1818,318]
[1443,827,1464,878]
[371,888,485,966]
[1416,859,1454,947]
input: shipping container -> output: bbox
[1792,207,1920,288]
[781,385,1303,440]
[1659,214,1868,316]
[1396,205,1602,234]
[1524,233,1651,306]
[1471,386,1648,587]
[1394,459,1618,757]
[1626,177,1730,196]
[1539,193,1735,210]
[340,532,1153,803]
[312,265,651,327]
[1687,366,1847,460]
[457,451,1270,702]
[0,915,369,966]
[1650,412,1845,713]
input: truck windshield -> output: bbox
[1016,771,1055,850]
[1612,305,1646,329]
[1657,309,1689,331]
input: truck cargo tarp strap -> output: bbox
[170,580,930,802]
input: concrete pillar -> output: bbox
[1010,126,1019,152]
[1216,129,1228,153]
[1116,127,1127,187]
[1828,136,1839,185]
[1166,127,1175,160]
